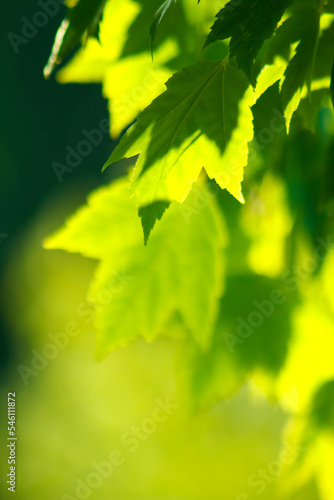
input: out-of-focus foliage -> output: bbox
[45,179,226,357]
[0,201,317,500]
[55,0,224,137]
[44,0,106,78]
[24,0,334,498]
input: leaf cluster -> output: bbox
[43,2,334,496]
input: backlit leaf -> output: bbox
[44,0,106,78]
[44,178,227,358]
[104,60,255,211]
[204,0,292,82]
[280,8,321,130]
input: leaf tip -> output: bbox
[138,201,170,244]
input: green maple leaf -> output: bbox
[103,60,255,231]
[204,0,292,82]
[103,61,285,240]
[44,178,226,359]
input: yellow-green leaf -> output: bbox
[44,178,227,358]
[104,60,256,210]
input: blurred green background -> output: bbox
[0,0,116,370]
